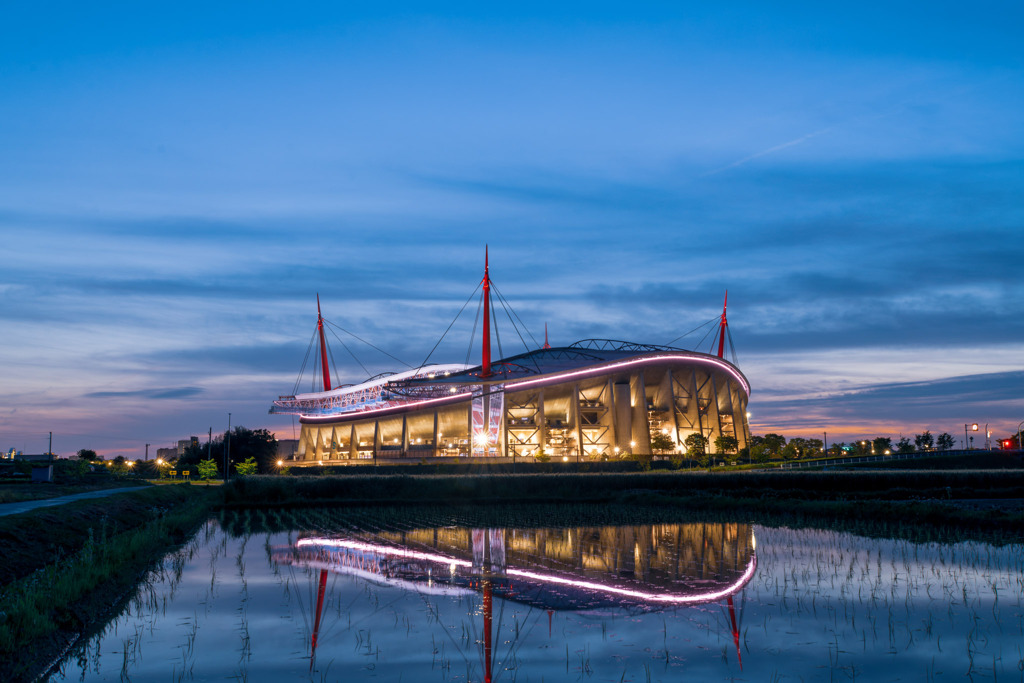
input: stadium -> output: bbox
[271,255,751,464]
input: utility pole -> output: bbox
[145,443,150,461]
[823,431,827,455]
[225,413,231,483]
[207,427,212,461]
[48,431,53,464]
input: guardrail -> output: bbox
[778,449,998,469]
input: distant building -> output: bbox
[156,447,177,461]
[177,437,199,456]
[2,448,19,460]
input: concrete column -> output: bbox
[537,389,546,455]
[630,373,650,453]
[573,383,583,460]
[613,382,632,453]
[432,411,440,458]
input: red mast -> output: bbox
[481,247,492,377]
[310,568,328,671]
[317,294,332,391]
[483,580,493,683]
[542,323,550,349]
[717,290,728,359]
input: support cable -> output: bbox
[326,325,371,378]
[323,319,412,369]
[726,326,740,367]
[492,283,540,349]
[292,327,319,396]
[492,300,503,363]
[492,283,544,374]
[465,294,484,367]
[664,316,719,349]
[418,282,481,370]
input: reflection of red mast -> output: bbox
[483,580,493,683]
[317,295,332,391]
[727,594,741,670]
[311,568,328,670]
[717,291,728,359]
[482,248,492,377]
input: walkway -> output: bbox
[0,486,153,517]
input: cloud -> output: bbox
[83,387,204,400]
[752,370,1024,437]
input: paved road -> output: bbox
[0,486,153,517]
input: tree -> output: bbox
[77,449,97,461]
[750,443,770,463]
[781,443,799,460]
[762,433,786,456]
[684,433,708,467]
[936,433,955,451]
[223,426,278,474]
[235,457,258,476]
[714,435,739,454]
[787,437,809,457]
[828,442,844,456]
[914,431,934,451]
[873,437,892,454]
[896,437,914,454]
[134,459,158,478]
[197,458,219,480]
[806,438,824,455]
[650,432,674,455]
[684,433,707,457]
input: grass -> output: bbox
[223,470,1024,506]
[220,470,1024,544]
[0,484,218,681]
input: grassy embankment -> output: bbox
[223,469,1024,543]
[0,484,218,681]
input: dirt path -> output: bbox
[0,485,152,517]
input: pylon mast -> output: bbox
[481,247,491,377]
[317,294,332,391]
[717,291,728,359]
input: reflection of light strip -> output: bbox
[297,536,758,604]
[302,392,474,423]
[297,538,474,568]
[506,553,757,604]
[509,353,750,395]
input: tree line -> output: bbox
[74,427,279,478]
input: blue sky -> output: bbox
[2,2,1022,456]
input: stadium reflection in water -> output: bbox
[272,522,757,679]
[51,516,1024,682]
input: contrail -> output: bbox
[701,126,834,177]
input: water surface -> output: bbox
[52,510,1024,681]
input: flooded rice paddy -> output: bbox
[52,508,1024,682]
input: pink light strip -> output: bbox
[302,391,475,423]
[506,554,757,604]
[509,352,750,395]
[296,536,758,604]
[296,538,474,568]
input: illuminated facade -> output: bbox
[272,258,750,463]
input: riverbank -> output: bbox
[222,469,1024,542]
[0,484,217,681]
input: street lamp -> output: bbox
[964,423,978,451]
